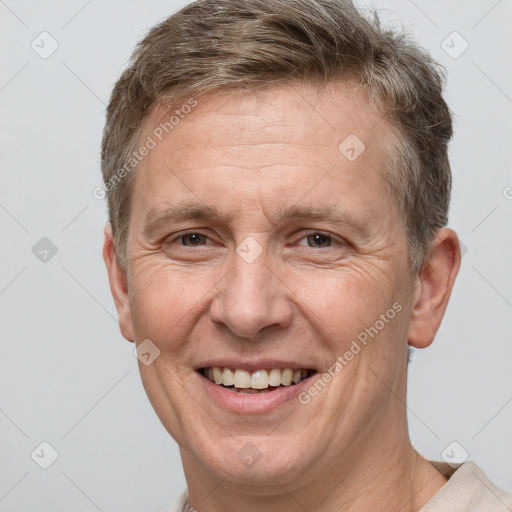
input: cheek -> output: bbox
[128,262,215,344]
[127,248,406,355]
[288,266,399,346]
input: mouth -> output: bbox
[198,367,318,394]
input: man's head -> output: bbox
[102,0,460,500]
[101,0,453,278]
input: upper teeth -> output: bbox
[205,367,311,389]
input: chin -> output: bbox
[198,434,316,487]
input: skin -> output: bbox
[104,82,461,511]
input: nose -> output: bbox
[208,247,293,340]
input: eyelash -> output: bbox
[165,229,345,249]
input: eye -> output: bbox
[181,232,207,246]
[166,231,210,247]
[297,231,341,249]
[302,232,332,248]
[164,229,346,251]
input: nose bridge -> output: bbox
[209,242,291,339]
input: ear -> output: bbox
[103,223,135,342]
[407,228,461,349]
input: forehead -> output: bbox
[147,82,392,160]
[132,82,398,228]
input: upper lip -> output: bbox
[195,359,317,372]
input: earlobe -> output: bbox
[407,228,461,349]
[103,223,135,342]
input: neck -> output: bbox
[181,422,447,512]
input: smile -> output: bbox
[199,367,317,394]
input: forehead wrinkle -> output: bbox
[142,198,373,241]
[166,141,334,161]
[166,164,332,173]
[161,143,339,174]
[270,202,373,239]
[142,201,235,238]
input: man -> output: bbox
[101,1,512,510]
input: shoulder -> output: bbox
[421,461,512,512]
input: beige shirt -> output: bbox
[420,461,512,511]
[163,461,512,512]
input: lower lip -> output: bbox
[198,372,315,414]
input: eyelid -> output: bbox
[294,230,345,247]
[165,228,345,248]
[165,229,213,245]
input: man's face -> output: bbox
[116,83,418,485]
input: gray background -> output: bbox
[1,1,511,511]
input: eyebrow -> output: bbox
[142,201,372,239]
[142,202,234,237]
[276,203,366,229]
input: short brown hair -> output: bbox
[101,0,453,276]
